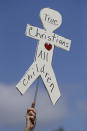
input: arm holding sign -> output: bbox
[25,102,36,131]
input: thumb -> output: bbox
[31,102,35,108]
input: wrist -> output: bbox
[25,127,33,131]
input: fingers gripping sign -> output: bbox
[16,8,71,105]
[25,102,36,130]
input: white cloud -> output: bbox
[0,83,87,131]
[0,83,69,129]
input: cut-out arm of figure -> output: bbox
[25,24,71,51]
[54,35,71,51]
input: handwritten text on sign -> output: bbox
[25,24,71,51]
[16,8,71,105]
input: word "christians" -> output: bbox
[26,26,69,49]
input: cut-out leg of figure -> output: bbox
[16,62,40,95]
[41,64,61,105]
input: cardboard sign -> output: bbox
[16,8,71,105]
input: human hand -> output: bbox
[25,102,36,131]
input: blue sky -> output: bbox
[0,0,87,131]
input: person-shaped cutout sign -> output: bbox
[16,8,71,105]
